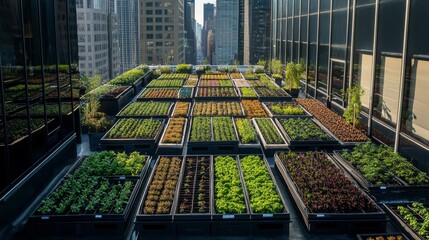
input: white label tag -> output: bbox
[222,215,235,219]
[95,215,102,219]
[41,216,49,220]
[380,186,387,190]
[316,214,325,217]
[119,176,125,180]
[263,214,273,218]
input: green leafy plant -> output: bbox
[161,118,186,144]
[279,118,330,141]
[107,118,163,139]
[255,118,284,144]
[190,117,212,141]
[213,117,238,141]
[343,85,364,127]
[265,102,305,115]
[285,60,305,90]
[193,101,244,116]
[214,156,246,214]
[118,102,172,117]
[176,64,193,73]
[240,156,283,213]
[240,87,257,97]
[147,79,184,88]
[235,118,257,144]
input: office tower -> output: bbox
[140,0,185,65]
[116,0,140,73]
[0,0,79,234]
[243,0,271,65]
[215,0,239,65]
[76,0,120,80]
[270,0,429,169]
[237,0,244,64]
[202,3,215,60]
[185,0,197,64]
[196,22,203,62]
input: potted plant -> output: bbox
[82,95,114,151]
[284,60,305,98]
[343,84,364,128]
[269,59,284,86]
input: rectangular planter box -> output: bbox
[141,71,153,88]
[234,118,263,154]
[135,156,185,236]
[171,101,192,118]
[237,87,259,100]
[28,177,143,237]
[137,88,179,102]
[254,87,292,102]
[115,101,174,119]
[172,155,213,235]
[195,87,240,100]
[99,118,165,155]
[274,152,387,234]
[252,118,288,150]
[178,87,195,101]
[357,233,409,240]
[157,118,188,155]
[274,117,338,148]
[211,155,251,236]
[383,203,424,240]
[187,117,239,154]
[261,101,311,118]
[238,155,290,221]
[88,132,105,151]
[332,150,429,202]
[99,86,135,116]
[191,100,246,117]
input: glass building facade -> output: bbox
[0,0,79,199]
[271,0,429,171]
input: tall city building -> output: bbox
[202,3,215,61]
[76,0,120,80]
[0,0,79,234]
[237,0,245,64]
[116,0,140,73]
[184,0,197,64]
[271,0,429,170]
[140,0,185,65]
[215,0,239,64]
[243,0,271,65]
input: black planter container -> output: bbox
[332,150,429,202]
[99,86,134,116]
[274,152,388,234]
[285,88,300,98]
[383,203,425,240]
[88,132,105,151]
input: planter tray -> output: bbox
[115,101,174,119]
[274,117,339,147]
[66,154,152,180]
[191,100,246,117]
[383,203,425,240]
[211,155,251,221]
[252,118,288,150]
[261,101,312,118]
[136,156,185,222]
[158,118,188,152]
[194,87,240,100]
[237,87,259,100]
[254,88,292,102]
[172,155,213,221]
[136,87,179,102]
[332,150,429,202]
[357,233,410,240]
[28,177,142,237]
[178,87,195,101]
[99,119,164,154]
[171,101,192,118]
[274,152,387,234]
[99,85,135,116]
[238,155,290,221]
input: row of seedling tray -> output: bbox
[135,155,290,236]
[27,151,152,237]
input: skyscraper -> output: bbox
[243,0,271,64]
[215,0,239,64]
[185,0,197,64]
[140,0,185,65]
[76,0,120,80]
[237,0,245,64]
[202,3,215,61]
[116,0,140,73]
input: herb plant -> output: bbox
[118,102,172,117]
[279,118,330,141]
[255,118,284,144]
[161,118,186,144]
[172,102,190,117]
[193,101,244,116]
[213,117,238,141]
[147,79,184,88]
[240,87,257,97]
[265,102,305,115]
[107,118,163,139]
[190,117,212,141]
[241,100,268,118]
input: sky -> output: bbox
[195,0,216,26]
